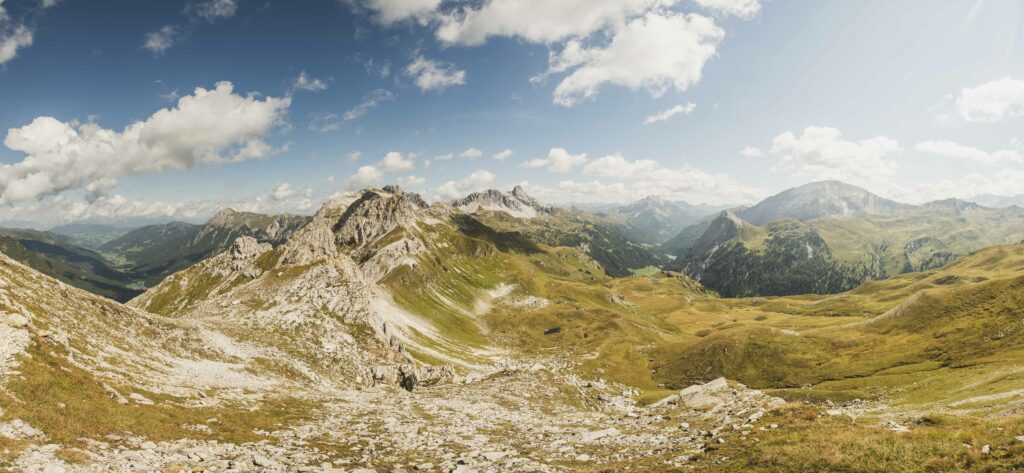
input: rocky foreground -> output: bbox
[3,357,783,472]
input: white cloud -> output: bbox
[914,140,1023,166]
[644,103,696,124]
[459,147,483,159]
[566,153,766,204]
[547,12,724,107]
[583,154,659,177]
[272,182,298,200]
[347,165,384,190]
[955,77,1024,122]
[434,153,454,161]
[435,170,497,199]
[521,148,587,173]
[397,175,426,187]
[357,0,441,25]
[346,151,363,162]
[142,26,178,55]
[435,0,671,46]
[0,81,291,204]
[363,57,391,78]
[405,55,466,92]
[293,71,329,92]
[344,89,395,121]
[308,112,341,132]
[694,0,761,19]
[525,166,765,206]
[769,126,901,187]
[0,2,32,66]
[493,149,514,160]
[883,169,1024,204]
[378,151,415,172]
[739,146,763,157]
[194,0,238,21]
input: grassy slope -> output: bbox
[0,229,141,301]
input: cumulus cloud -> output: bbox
[0,181,323,228]
[694,0,762,19]
[344,89,395,121]
[397,175,426,187]
[564,153,766,205]
[194,0,238,21]
[521,148,587,173]
[142,25,178,55]
[405,55,466,92]
[272,182,301,200]
[547,12,724,107]
[378,151,415,172]
[459,147,483,159]
[346,151,363,162]
[769,126,901,187]
[955,77,1024,122]
[493,149,514,160]
[434,153,454,161]
[435,0,670,46]
[583,154,659,177]
[293,71,329,92]
[0,81,291,205]
[739,146,763,157]
[347,165,384,190]
[914,140,1023,166]
[435,170,497,199]
[356,0,441,25]
[0,0,33,66]
[644,103,696,124]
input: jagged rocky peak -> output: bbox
[227,236,272,278]
[207,207,241,226]
[333,186,428,247]
[452,186,548,219]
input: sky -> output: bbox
[2,0,1024,226]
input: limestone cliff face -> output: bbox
[451,186,549,219]
[334,187,427,247]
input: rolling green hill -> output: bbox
[0,228,141,301]
[668,197,1024,297]
[100,209,309,285]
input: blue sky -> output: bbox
[2,0,1024,225]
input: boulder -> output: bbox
[1,312,29,329]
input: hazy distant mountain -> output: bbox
[737,180,912,225]
[49,223,138,249]
[609,196,731,244]
[668,194,1024,297]
[452,187,663,276]
[0,227,140,301]
[969,194,1024,208]
[100,209,310,286]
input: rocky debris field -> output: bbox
[3,363,784,472]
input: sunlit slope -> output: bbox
[654,242,1024,413]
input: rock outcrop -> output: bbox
[452,186,549,219]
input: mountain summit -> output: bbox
[737,180,912,225]
[451,186,549,219]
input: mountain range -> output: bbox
[3,183,1024,470]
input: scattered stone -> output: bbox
[1,312,28,329]
[580,428,620,442]
[128,393,155,406]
